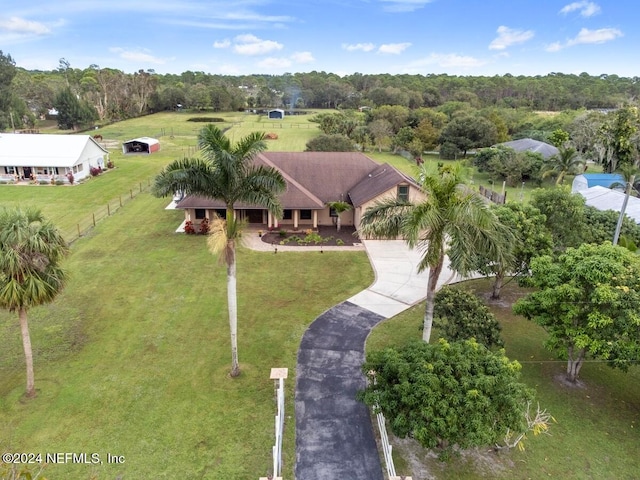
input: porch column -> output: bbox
[313,210,318,229]
[268,211,273,228]
[294,210,299,229]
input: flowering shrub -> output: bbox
[184,220,196,234]
[199,217,210,234]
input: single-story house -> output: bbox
[174,152,423,231]
[268,109,285,120]
[494,138,559,159]
[572,173,625,192]
[0,133,109,183]
[122,137,160,154]
[577,185,640,224]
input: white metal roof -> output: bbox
[0,133,108,168]
[122,136,159,146]
[578,185,640,224]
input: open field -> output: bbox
[0,190,373,479]
[2,111,637,479]
[367,279,640,479]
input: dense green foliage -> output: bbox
[359,339,533,459]
[473,146,544,186]
[53,86,97,130]
[433,287,503,348]
[305,133,354,151]
[473,203,553,299]
[514,243,640,383]
[530,187,587,251]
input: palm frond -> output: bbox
[152,157,217,198]
[358,198,414,239]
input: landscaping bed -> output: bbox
[260,225,361,246]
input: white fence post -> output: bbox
[368,370,399,479]
[270,367,288,479]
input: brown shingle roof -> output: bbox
[175,152,416,210]
[348,163,420,206]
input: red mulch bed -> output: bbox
[260,225,361,246]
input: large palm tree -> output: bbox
[542,146,585,185]
[358,166,511,342]
[153,125,285,377]
[0,208,69,398]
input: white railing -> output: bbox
[270,368,288,479]
[368,371,412,480]
[377,409,396,478]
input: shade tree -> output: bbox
[359,339,536,459]
[433,287,504,348]
[514,242,640,383]
[474,203,553,299]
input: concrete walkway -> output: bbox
[241,233,471,479]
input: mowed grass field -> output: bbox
[2,110,638,479]
[0,111,375,479]
[367,279,640,479]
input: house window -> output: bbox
[195,209,206,219]
[214,209,226,219]
[398,185,409,202]
[329,207,337,217]
[283,210,292,220]
[4,166,15,175]
[300,209,312,220]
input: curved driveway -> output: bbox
[294,240,468,479]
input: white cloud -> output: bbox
[569,27,623,45]
[546,27,623,51]
[379,0,433,13]
[545,42,563,52]
[0,16,50,34]
[342,43,376,52]
[378,42,411,54]
[213,39,231,49]
[233,34,283,55]
[560,1,601,17]
[489,26,534,50]
[109,47,168,64]
[291,51,314,63]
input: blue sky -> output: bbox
[1,0,636,77]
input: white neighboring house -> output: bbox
[0,133,109,184]
[577,185,640,224]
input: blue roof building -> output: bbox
[572,173,624,192]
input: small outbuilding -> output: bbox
[495,138,559,159]
[268,109,285,120]
[572,173,625,192]
[122,137,160,154]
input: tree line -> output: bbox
[2,49,640,131]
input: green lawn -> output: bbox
[367,279,640,479]
[0,192,373,479]
[2,112,637,479]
